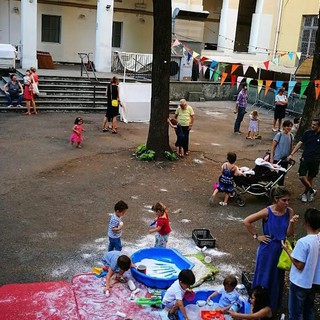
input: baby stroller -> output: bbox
[232,158,295,207]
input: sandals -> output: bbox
[112,130,118,134]
[219,201,227,206]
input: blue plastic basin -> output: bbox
[177,290,251,320]
[131,247,194,289]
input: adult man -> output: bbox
[288,119,320,202]
[3,73,23,107]
[174,99,195,155]
[233,84,248,134]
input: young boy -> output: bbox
[282,208,320,320]
[107,200,128,251]
[101,251,133,294]
[162,269,195,320]
[149,202,171,248]
[168,118,185,157]
[207,275,240,312]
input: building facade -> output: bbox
[0,0,318,73]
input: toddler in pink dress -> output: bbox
[70,117,83,148]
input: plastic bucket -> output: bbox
[137,265,146,274]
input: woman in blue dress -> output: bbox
[244,186,299,312]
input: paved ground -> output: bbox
[0,101,319,317]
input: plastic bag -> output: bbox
[277,240,292,270]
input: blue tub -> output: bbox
[130,247,194,289]
[177,290,251,320]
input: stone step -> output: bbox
[188,91,204,102]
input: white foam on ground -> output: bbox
[160,189,168,192]
[180,219,191,223]
[193,159,204,164]
[40,231,58,239]
[226,215,244,222]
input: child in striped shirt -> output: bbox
[107,200,128,251]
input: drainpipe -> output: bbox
[272,0,284,60]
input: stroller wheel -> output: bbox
[236,196,246,207]
[229,190,236,198]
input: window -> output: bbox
[112,22,122,48]
[299,15,318,60]
[42,15,61,43]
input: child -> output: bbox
[282,208,320,320]
[107,200,128,251]
[70,117,83,148]
[209,152,243,206]
[207,275,241,313]
[246,110,259,140]
[101,250,134,294]
[291,117,301,137]
[168,118,185,157]
[229,286,272,319]
[162,269,195,320]
[149,202,171,247]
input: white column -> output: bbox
[248,0,264,53]
[21,0,37,68]
[217,0,239,52]
[95,0,113,72]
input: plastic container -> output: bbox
[137,265,146,274]
[131,247,194,289]
[192,229,216,248]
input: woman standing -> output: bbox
[30,67,39,96]
[23,69,37,115]
[243,186,299,312]
[103,76,122,134]
[272,87,288,132]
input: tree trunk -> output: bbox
[295,13,320,141]
[146,0,172,159]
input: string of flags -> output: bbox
[172,38,320,99]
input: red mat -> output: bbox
[72,273,162,320]
[0,281,79,320]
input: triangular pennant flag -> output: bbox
[198,62,202,73]
[172,39,180,47]
[231,75,237,87]
[237,76,244,89]
[242,64,249,75]
[314,80,320,100]
[296,52,302,60]
[187,51,192,61]
[192,51,199,59]
[220,63,228,69]
[231,64,240,74]
[264,60,270,70]
[209,68,214,80]
[287,81,297,97]
[213,69,220,82]
[210,60,218,69]
[220,72,228,86]
[202,65,208,75]
[200,56,208,63]
[252,64,258,73]
[246,77,253,88]
[272,57,279,65]
[288,52,294,60]
[264,80,273,96]
[280,52,287,57]
[275,81,284,95]
[300,80,309,98]
[182,47,187,55]
[257,80,263,94]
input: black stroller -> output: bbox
[232,160,295,207]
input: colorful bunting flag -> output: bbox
[252,64,258,73]
[187,52,192,61]
[264,61,270,70]
[257,80,263,94]
[220,72,228,86]
[288,52,294,60]
[192,51,199,59]
[287,81,297,97]
[237,76,244,89]
[243,65,249,75]
[231,75,237,87]
[202,65,208,75]
[265,80,273,96]
[296,52,302,60]
[200,56,208,63]
[280,52,287,57]
[272,57,279,65]
[198,62,202,73]
[314,80,320,100]
[231,64,240,74]
[210,60,218,69]
[300,80,309,98]
[213,69,220,82]
[275,81,284,94]
[209,68,214,80]
[172,39,180,47]
[246,78,253,88]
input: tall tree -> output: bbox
[296,12,320,141]
[146,0,172,159]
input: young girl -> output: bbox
[246,110,259,140]
[209,152,242,206]
[229,286,272,319]
[168,118,185,157]
[70,117,83,148]
[149,202,171,247]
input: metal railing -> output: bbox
[78,52,98,81]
